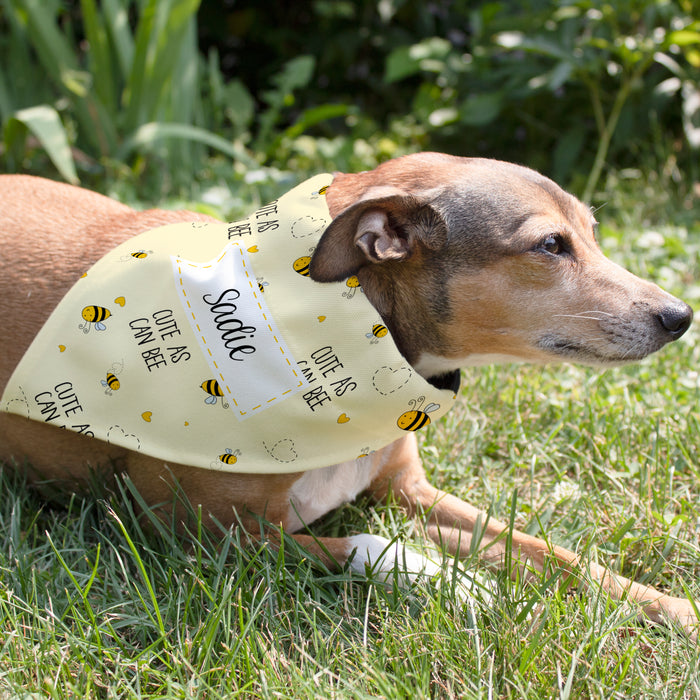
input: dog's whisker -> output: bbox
[552,311,615,321]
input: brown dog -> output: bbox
[0,153,696,636]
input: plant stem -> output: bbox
[582,77,632,204]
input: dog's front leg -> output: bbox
[368,435,699,638]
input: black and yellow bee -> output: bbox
[120,248,153,262]
[80,305,111,332]
[218,448,240,465]
[397,399,440,432]
[366,324,388,343]
[257,279,269,293]
[100,361,124,395]
[293,256,311,277]
[201,379,224,405]
[101,372,120,391]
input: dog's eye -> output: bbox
[539,234,566,256]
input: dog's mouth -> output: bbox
[537,335,641,365]
[537,330,682,367]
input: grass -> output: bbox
[1,178,699,698]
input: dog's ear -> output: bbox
[310,187,447,282]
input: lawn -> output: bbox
[0,191,698,698]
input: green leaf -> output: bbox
[384,37,452,83]
[667,30,700,47]
[282,103,350,141]
[385,46,421,83]
[225,80,256,135]
[8,105,78,184]
[268,55,316,104]
[118,121,258,168]
[459,92,503,126]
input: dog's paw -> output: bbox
[346,534,493,610]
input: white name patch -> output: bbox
[173,243,306,419]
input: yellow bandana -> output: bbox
[1,175,458,473]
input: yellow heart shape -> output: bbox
[141,411,152,422]
[58,344,66,353]
[318,316,326,322]
[247,245,259,253]
[337,413,350,424]
[114,296,126,307]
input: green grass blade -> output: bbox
[80,0,117,115]
[102,0,135,82]
[124,0,201,130]
[107,507,167,640]
[6,0,79,88]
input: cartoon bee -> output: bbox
[311,185,329,198]
[397,397,441,432]
[102,373,120,392]
[100,360,124,395]
[214,448,241,468]
[119,249,153,262]
[257,278,269,293]
[80,305,111,333]
[342,276,361,299]
[201,379,229,408]
[293,256,311,277]
[366,323,388,343]
[357,447,375,459]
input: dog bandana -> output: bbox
[1,175,459,473]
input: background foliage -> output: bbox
[1,2,700,697]
[1,0,699,209]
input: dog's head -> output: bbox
[310,153,693,376]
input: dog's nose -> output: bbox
[656,301,694,339]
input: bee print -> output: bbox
[397,397,440,432]
[257,278,269,293]
[201,379,229,408]
[119,249,153,262]
[366,323,388,343]
[100,360,124,395]
[293,256,311,277]
[214,448,241,468]
[343,276,361,298]
[101,372,120,393]
[311,185,329,198]
[80,305,111,333]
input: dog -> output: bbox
[0,152,696,637]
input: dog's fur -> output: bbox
[0,153,696,635]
